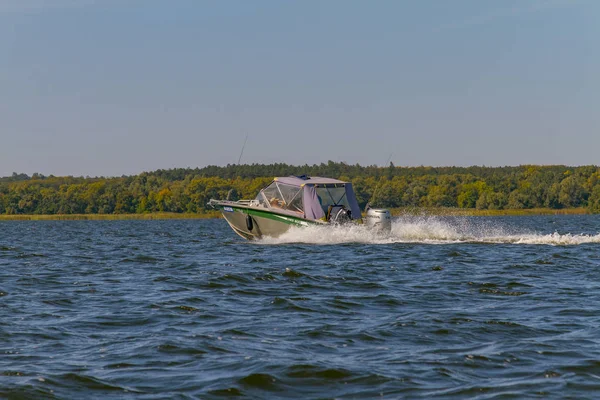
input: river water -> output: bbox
[1,216,600,399]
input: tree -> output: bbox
[457,181,489,208]
[559,175,585,208]
[588,186,600,214]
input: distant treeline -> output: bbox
[1,162,600,214]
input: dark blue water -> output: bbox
[1,216,600,399]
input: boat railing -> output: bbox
[207,199,261,208]
[236,199,260,207]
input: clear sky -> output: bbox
[1,0,598,177]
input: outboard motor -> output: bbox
[365,208,392,232]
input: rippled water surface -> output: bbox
[2,216,600,399]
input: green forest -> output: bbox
[1,162,600,215]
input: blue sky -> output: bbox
[1,0,598,177]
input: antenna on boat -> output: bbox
[237,133,249,165]
[384,153,393,167]
[363,153,393,230]
[368,153,394,210]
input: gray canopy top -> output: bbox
[259,176,362,220]
[274,176,348,187]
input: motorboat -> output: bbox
[208,175,390,239]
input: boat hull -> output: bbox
[216,203,321,240]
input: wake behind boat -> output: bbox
[208,175,391,239]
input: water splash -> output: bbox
[257,216,600,246]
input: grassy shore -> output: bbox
[0,208,589,221]
[0,211,221,221]
[391,207,589,216]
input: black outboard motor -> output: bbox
[328,205,352,224]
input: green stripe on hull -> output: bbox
[217,204,322,227]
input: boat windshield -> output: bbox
[316,186,351,215]
[256,182,304,213]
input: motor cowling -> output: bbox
[365,208,392,232]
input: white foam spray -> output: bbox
[257,216,600,246]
